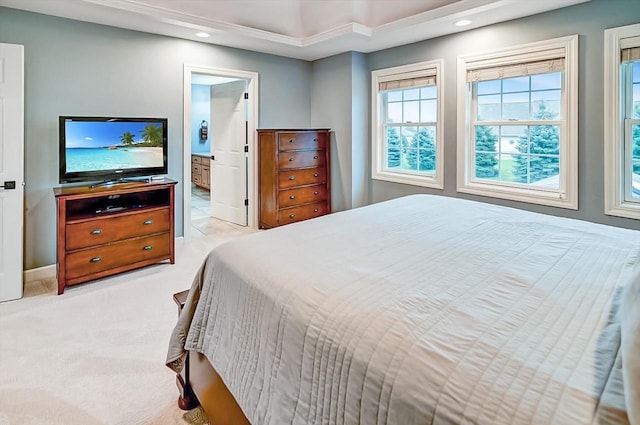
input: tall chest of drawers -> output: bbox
[257,129,331,229]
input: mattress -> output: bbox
[167,195,640,425]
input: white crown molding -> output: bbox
[0,0,592,60]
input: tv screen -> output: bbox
[59,116,168,184]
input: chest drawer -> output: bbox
[278,185,327,208]
[66,208,170,250]
[192,155,202,164]
[278,150,325,170]
[278,168,326,189]
[278,202,329,225]
[65,233,170,280]
[278,132,326,151]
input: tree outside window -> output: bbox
[513,102,560,184]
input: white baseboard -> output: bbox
[24,264,56,283]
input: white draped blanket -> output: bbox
[167,195,640,425]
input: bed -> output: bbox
[167,194,640,425]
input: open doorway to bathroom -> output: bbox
[182,65,259,243]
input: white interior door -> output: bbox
[0,43,24,302]
[210,80,248,226]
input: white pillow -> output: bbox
[621,266,640,425]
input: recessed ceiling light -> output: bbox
[455,20,472,27]
[196,32,210,38]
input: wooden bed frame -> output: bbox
[174,290,249,425]
[177,350,250,425]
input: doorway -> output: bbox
[182,65,259,243]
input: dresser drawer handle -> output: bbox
[314,208,319,213]
[289,157,295,162]
[313,155,318,159]
[289,213,295,219]
[90,229,102,235]
[289,176,295,181]
[289,139,294,144]
[313,138,317,141]
[314,173,319,177]
[289,195,295,199]
[314,191,319,195]
[143,245,153,251]
[144,219,153,225]
[90,257,101,263]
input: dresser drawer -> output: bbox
[278,150,325,170]
[66,208,170,250]
[191,163,202,174]
[192,155,202,164]
[278,202,329,225]
[278,132,326,151]
[278,168,326,189]
[65,233,170,280]
[278,184,327,208]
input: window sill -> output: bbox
[605,203,640,220]
[373,170,443,189]
[457,181,577,210]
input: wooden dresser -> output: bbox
[191,154,210,190]
[54,179,177,294]
[257,129,331,229]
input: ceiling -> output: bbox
[0,0,590,61]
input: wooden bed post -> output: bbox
[173,290,251,424]
[173,291,199,410]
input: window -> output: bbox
[457,35,578,209]
[604,24,640,220]
[372,60,443,188]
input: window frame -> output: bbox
[371,59,444,189]
[456,35,579,209]
[604,23,640,220]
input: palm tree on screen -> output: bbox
[120,131,135,146]
[140,124,163,147]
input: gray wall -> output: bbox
[310,51,369,211]
[0,7,313,269]
[310,53,352,212]
[367,0,640,230]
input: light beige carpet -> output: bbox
[0,218,255,425]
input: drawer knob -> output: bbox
[314,191,319,195]
[289,139,294,144]
[289,176,295,181]
[289,195,295,199]
[313,155,318,159]
[144,219,153,225]
[314,173,319,177]
[90,229,102,235]
[143,245,153,251]
[289,213,295,218]
[90,257,101,263]
[313,138,317,141]
[314,208,319,213]
[289,157,295,162]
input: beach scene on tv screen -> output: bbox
[65,120,164,172]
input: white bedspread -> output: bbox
[167,195,640,425]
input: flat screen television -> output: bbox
[59,116,168,185]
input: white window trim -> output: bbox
[456,35,579,209]
[604,23,640,220]
[371,59,444,189]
